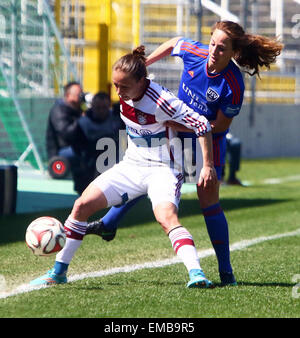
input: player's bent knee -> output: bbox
[154,205,180,234]
[71,193,107,221]
[71,198,90,220]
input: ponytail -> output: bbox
[113,45,147,81]
[132,45,147,63]
[212,21,283,76]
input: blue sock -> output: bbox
[202,203,232,273]
[102,195,146,231]
[54,261,69,275]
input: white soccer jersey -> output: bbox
[120,80,211,170]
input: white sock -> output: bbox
[168,226,201,272]
[55,238,82,265]
[55,216,87,265]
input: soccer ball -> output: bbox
[25,216,66,256]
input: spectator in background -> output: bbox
[78,92,122,184]
[222,133,243,185]
[46,81,87,194]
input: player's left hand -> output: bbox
[197,165,218,189]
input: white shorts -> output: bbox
[92,161,184,209]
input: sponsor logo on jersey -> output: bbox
[182,82,208,112]
[188,70,194,78]
[206,87,219,102]
[127,125,153,136]
[140,129,152,136]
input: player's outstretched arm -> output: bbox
[146,37,182,66]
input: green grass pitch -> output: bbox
[0,158,300,318]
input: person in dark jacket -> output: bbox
[46,81,88,194]
[78,92,125,184]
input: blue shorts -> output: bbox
[178,132,226,181]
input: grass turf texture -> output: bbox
[0,158,300,318]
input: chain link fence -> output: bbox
[0,0,78,170]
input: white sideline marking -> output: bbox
[263,175,300,185]
[244,174,300,187]
[1,228,300,299]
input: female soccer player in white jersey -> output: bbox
[86,21,283,286]
[30,46,218,288]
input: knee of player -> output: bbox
[72,197,90,219]
[155,213,179,234]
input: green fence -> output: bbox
[0,0,77,171]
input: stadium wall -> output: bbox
[229,104,300,158]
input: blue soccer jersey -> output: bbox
[171,38,245,175]
[172,38,245,137]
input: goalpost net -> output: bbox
[0,0,78,173]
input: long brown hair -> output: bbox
[113,45,147,81]
[212,21,283,77]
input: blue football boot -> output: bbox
[30,268,67,286]
[219,271,237,286]
[187,269,214,288]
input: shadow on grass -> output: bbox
[52,279,295,290]
[0,191,291,245]
[229,281,295,288]
[118,195,291,228]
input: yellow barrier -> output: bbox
[83,0,140,100]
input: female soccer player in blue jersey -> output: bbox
[86,21,283,286]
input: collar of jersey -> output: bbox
[205,59,222,78]
[132,79,151,102]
